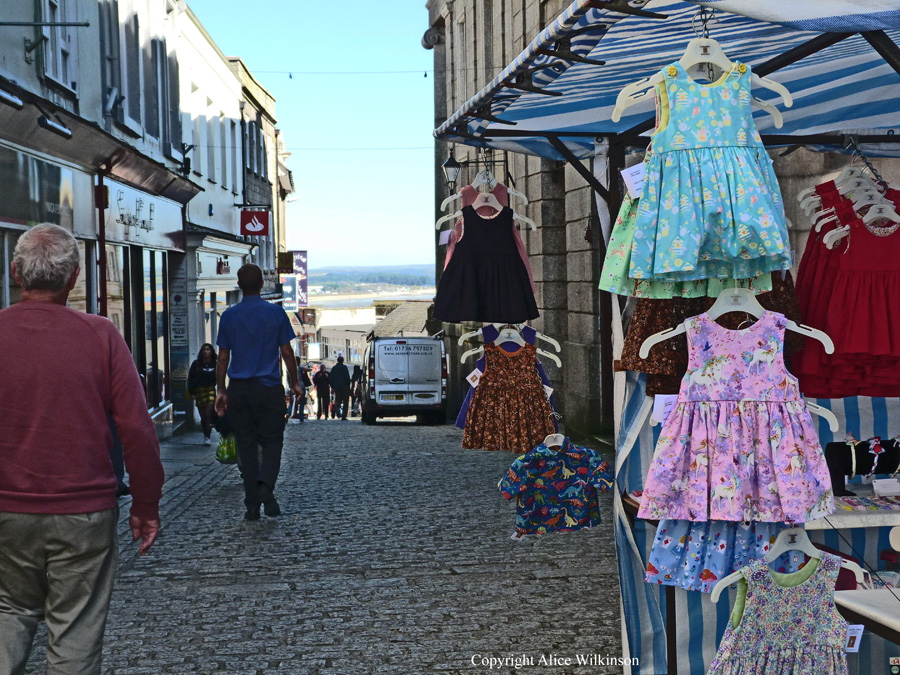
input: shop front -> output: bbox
[0,142,94,310]
[102,177,185,436]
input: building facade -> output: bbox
[423,0,609,437]
[0,0,294,437]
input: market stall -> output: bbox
[434,2,900,673]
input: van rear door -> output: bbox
[374,341,410,406]
[405,341,441,406]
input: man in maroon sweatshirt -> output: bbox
[0,224,164,674]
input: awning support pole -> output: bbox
[862,31,900,78]
[618,31,856,140]
[546,134,610,203]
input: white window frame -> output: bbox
[220,113,228,190]
[207,116,217,183]
[42,0,78,95]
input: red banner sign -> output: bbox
[240,210,270,236]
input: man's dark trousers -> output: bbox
[334,387,351,420]
[227,379,286,507]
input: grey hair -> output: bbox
[13,224,80,291]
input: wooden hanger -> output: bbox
[710,527,865,603]
[638,288,835,359]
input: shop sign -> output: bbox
[281,274,298,311]
[215,258,231,275]
[0,144,74,229]
[292,250,308,307]
[104,177,183,250]
[240,210,270,236]
[307,342,321,361]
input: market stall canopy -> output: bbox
[434,0,900,160]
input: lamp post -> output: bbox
[441,154,462,191]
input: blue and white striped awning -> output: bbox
[434,0,900,160]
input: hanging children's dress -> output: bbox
[434,206,539,323]
[644,519,797,593]
[456,325,557,431]
[444,185,535,293]
[638,311,833,524]
[463,342,554,454]
[498,438,612,535]
[707,553,849,675]
[629,62,791,282]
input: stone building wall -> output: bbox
[424,0,610,438]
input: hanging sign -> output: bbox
[281,275,298,312]
[240,210,270,236]
[292,250,308,307]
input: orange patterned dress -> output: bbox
[463,343,555,453]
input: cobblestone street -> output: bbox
[27,420,621,675]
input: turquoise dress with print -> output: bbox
[629,61,791,282]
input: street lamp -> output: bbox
[441,154,462,191]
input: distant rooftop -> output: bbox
[373,301,432,338]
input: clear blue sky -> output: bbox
[186,0,437,268]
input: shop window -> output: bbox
[42,0,79,93]
[141,249,168,409]
[105,245,131,346]
[68,240,90,313]
[230,121,238,193]
[1,231,22,308]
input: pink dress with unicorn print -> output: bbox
[638,311,833,524]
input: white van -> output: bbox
[360,336,448,424]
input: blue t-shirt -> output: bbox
[216,296,295,386]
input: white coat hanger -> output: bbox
[823,225,850,249]
[514,212,537,231]
[435,209,462,230]
[638,288,835,358]
[495,326,526,347]
[812,208,840,232]
[862,201,900,225]
[471,169,497,190]
[543,433,565,448]
[507,187,528,206]
[612,37,791,126]
[537,347,561,368]
[440,192,463,212]
[711,528,864,603]
[517,324,561,352]
[805,402,839,432]
[470,191,503,213]
[460,345,483,363]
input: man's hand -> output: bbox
[291,381,303,398]
[129,515,161,555]
[215,391,228,416]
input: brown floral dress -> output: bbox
[463,343,555,453]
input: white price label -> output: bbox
[620,163,647,199]
[651,395,678,424]
[845,624,864,652]
[466,368,482,388]
[438,229,452,246]
[544,385,554,399]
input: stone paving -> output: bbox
[26,418,622,675]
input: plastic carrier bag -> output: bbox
[215,433,238,464]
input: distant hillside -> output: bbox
[309,264,434,287]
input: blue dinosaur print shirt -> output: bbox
[498,439,613,535]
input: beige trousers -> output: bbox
[0,508,119,675]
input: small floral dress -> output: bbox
[708,553,849,675]
[629,61,791,282]
[638,311,833,523]
[463,343,555,454]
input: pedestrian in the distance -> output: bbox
[215,264,302,520]
[330,355,352,421]
[350,364,363,417]
[313,364,330,420]
[0,224,163,674]
[186,342,218,445]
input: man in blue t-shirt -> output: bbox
[215,264,302,520]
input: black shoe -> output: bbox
[244,506,260,521]
[115,484,131,497]
[258,483,281,517]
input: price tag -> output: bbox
[620,163,647,199]
[438,229,452,246]
[466,368,482,388]
[845,624,864,652]
[651,395,678,424]
[544,385,554,399]
[873,479,900,497]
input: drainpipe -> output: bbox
[96,166,109,317]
